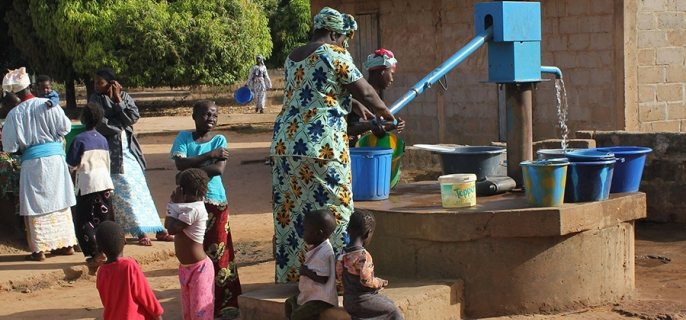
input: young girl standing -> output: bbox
[170,100,242,319]
[165,168,215,320]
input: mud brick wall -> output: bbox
[578,130,686,222]
[310,0,629,145]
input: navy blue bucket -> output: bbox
[595,146,652,193]
[564,159,615,203]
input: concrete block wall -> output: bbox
[310,0,630,146]
[577,130,686,222]
[635,0,686,132]
[536,0,625,139]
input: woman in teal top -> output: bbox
[170,100,242,319]
[270,7,395,283]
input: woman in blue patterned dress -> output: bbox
[89,69,173,246]
[270,7,395,283]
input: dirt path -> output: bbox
[1,128,685,319]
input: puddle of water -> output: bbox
[554,79,569,150]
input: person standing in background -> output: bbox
[247,55,272,114]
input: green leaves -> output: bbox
[5,0,273,87]
[265,0,312,68]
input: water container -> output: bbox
[438,174,477,208]
[595,146,652,193]
[564,159,615,202]
[537,148,577,159]
[565,149,615,162]
[356,132,405,189]
[234,86,253,105]
[351,147,393,201]
[437,146,506,181]
[521,159,569,207]
[65,123,86,151]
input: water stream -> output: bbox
[554,79,569,150]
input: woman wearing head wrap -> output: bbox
[2,67,79,261]
[247,54,272,113]
[88,68,173,246]
[348,49,405,144]
[270,7,395,283]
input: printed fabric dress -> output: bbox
[247,64,272,112]
[170,131,242,318]
[270,43,363,283]
[111,130,164,235]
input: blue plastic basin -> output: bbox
[234,86,253,105]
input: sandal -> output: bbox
[53,247,75,256]
[25,252,46,261]
[155,231,174,242]
[137,236,153,246]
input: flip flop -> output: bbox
[53,247,75,256]
[25,252,46,261]
[137,236,153,246]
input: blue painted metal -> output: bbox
[474,1,543,83]
[388,27,493,115]
[488,41,542,83]
[541,66,563,79]
[475,2,541,41]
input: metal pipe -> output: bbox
[388,27,493,115]
[540,66,563,79]
[505,83,534,187]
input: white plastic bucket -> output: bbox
[438,174,477,208]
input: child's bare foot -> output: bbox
[86,255,106,275]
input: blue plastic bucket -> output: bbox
[234,86,253,105]
[565,149,615,162]
[595,146,652,193]
[564,159,615,203]
[520,159,569,207]
[536,148,577,160]
[351,147,393,201]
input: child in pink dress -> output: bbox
[165,168,215,320]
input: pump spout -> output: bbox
[540,66,562,79]
[388,27,493,115]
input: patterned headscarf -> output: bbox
[313,7,358,48]
[364,49,398,71]
[256,55,265,65]
[2,67,31,94]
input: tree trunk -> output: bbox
[65,71,77,115]
[85,75,94,103]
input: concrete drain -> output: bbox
[636,255,671,267]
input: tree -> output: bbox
[4,1,78,110]
[4,0,273,110]
[262,0,312,68]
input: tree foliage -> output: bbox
[4,0,273,91]
[261,0,312,68]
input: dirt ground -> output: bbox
[0,120,685,319]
